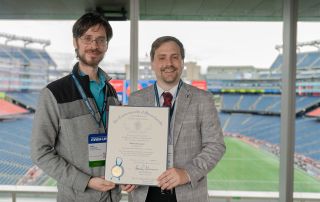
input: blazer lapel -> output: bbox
[143,86,156,107]
[146,85,155,107]
[173,83,191,146]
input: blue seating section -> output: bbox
[239,94,259,109]
[270,51,320,70]
[0,44,56,67]
[221,94,242,110]
[0,44,55,91]
[220,113,320,161]
[38,50,56,67]
[298,52,320,69]
[221,94,320,114]
[270,55,283,69]
[0,116,34,184]
[253,95,279,111]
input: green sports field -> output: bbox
[207,137,320,192]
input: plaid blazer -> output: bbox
[128,82,226,202]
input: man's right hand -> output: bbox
[121,184,137,193]
[87,176,115,192]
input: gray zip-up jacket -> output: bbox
[31,63,122,202]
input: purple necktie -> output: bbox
[162,92,173,107]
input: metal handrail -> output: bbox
[1,185,320,202]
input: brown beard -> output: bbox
[77,49,104,67]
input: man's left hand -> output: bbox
[158,168,190,190]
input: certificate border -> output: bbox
[105,106,169,185]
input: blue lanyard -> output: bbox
[154,80,183,118]
[71,73,107,128]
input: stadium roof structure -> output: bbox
[0,0,319,21]
[0,32,50,48]
[276,39,320,51]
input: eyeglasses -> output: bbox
[79,35,107,47]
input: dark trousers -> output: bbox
[145,187,177,202]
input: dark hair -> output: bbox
[150,36,185,61]
[72,12,113,42]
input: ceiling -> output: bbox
[0,0,319,21]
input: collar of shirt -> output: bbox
[79,69,107,126]
[79,69,106,89]
[156,83,179,106]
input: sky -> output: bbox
[1,20,320,73]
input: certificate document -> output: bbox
[105,106,169,185]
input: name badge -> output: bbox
[88,133,107,167]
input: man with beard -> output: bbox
[122,36,226,202]
[31,12,122,202]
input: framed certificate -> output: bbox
[105,106,169,185]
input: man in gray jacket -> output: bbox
[31,12,121,202]
[122,36,226,202]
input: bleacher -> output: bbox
[0,44,56,91]
[220,112,320,161]
[0,91,48,185]
[271,51,320,70]
[0,116,34,184]
[0,34,57,185]
[220,91,320,162]
[221,94,320,114]
[0,44,56,67]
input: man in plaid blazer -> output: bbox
[122,36,226,202]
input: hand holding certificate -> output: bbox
[105,106,169,185]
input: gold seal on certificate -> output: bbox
[110,157,124,181]
[105,106,169,185]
